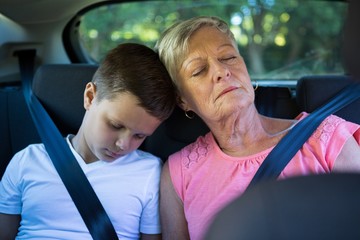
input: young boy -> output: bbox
[0,43,176,239]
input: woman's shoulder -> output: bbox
[296,112,355,141]
[166,132,216,173]
[297,111,347,125]
[298,112,359,156]
[169,132,212,159]
[285,113,359,174]
[298,112,358,146]
[313,114,346,140]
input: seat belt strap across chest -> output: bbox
[249,80,360,188]
[15,49,118,240]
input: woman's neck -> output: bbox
[209,109,297,157]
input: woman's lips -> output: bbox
[217,86,239,99]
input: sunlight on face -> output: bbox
[178,26,254,123]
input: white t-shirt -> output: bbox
[0,135,162,239]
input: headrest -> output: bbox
[32,64,98,135]
[141,106,210,161]
[255,86,300,119]
[206,173,360,240]
[296,75,360,124]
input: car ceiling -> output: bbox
[0,0,109,84]
[0,0,349,24]
[0,0,106,24]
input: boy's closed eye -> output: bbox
[108,121,124,130]
[134,134,146,140]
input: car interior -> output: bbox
[205,173,360,240]
[1,0,360,237]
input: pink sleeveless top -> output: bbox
[168,113,360,240]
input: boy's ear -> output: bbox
[84,82,96,110]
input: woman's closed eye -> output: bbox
[220,56,237,63]
[189,55,237,77]
[192,66,207,77]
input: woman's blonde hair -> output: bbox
[155,16,236,90]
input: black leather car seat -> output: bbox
[296,75,360,124]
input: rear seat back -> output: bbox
[140,105,210,161]
[296,75,360,124]
[0,64,98,178]
[255,86,300,119]
[32,64,300,162]
[33,64,98,135]
[0,85,40,177]
[0,63,301,177]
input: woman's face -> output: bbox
[177,26,255,122]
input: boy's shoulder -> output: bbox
[135,149,160,159]
[6,143,51,176]
[13,143,47,160]
[124,149,163,166]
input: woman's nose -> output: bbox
[213,62,231,82]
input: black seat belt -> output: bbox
[15,49,118,240]
[249,80,360,188]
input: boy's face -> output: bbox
[80,83,162,163]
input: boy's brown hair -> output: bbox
[92,43,176,121]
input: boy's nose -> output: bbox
[116,135,131,152]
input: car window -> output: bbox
[76,0,347,81]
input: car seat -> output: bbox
[0,64,98,178]
[0,84,40,177]
[32,64,98,135]
[33,65,300,160]
[296,75,360,124]
[0,64,305,178]
[205,173,360,240]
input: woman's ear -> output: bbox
[84,82,96,110]
[176,95,187,110]
[176,95,190,111]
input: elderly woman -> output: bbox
[155,16,360,240]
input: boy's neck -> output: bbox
[71,132,98,164]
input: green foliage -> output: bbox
[79,0,347,79]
